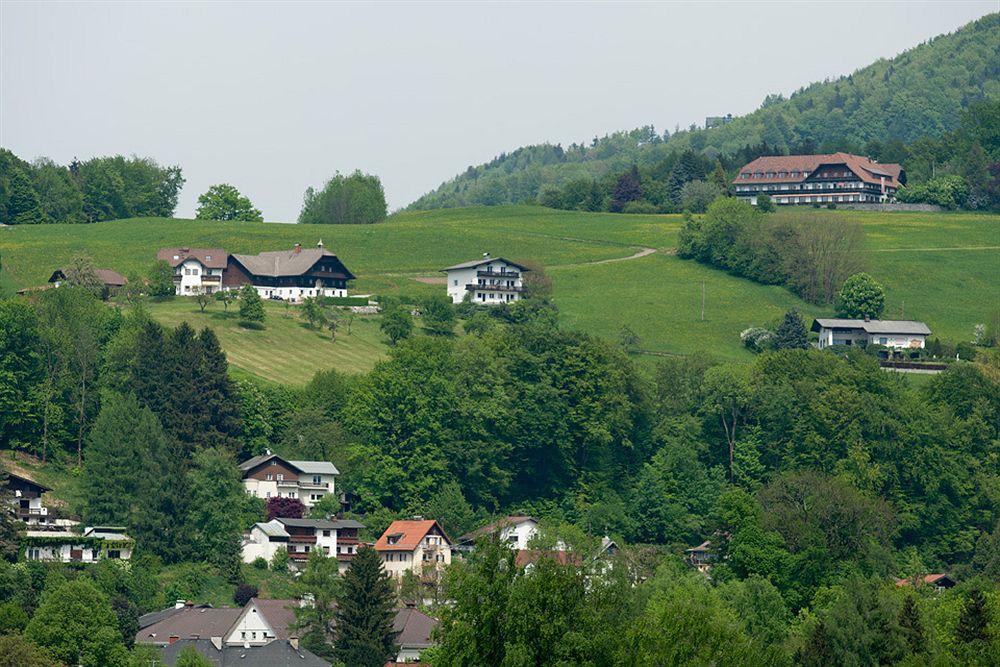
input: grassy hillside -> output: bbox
[2,206,996,381]
[409,13,999,209]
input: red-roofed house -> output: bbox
[732,152,904,206]
[375,520,452,579]
[895,573,957,591]
[156,247,229,295]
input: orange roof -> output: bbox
[895,573,955,587]
[374,520,451,552]
[733,152,902,187]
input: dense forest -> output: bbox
[2,283,1000,664]
[408,13,999,211]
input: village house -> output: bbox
[456,515,539,555]
[375,519,453,579]
[811,318,932,350]
[23,525,133,563]
[224,241,354,302]
[391,605,439,663]
[441,254,528,305]
[733,153,904,205]
[685,540,717,576]
[156,247,229,295]
[895,573,957,592]
[47,267,127,296]
[239,452,338,508]
[5,471,52,527]
[242,517,363,572]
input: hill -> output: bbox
[2,206,996,383]
[408,13,999,210]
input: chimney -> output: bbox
[864,315,871,322]
[289,637,299,650]
[168,635,180,645]
[175,599,186,609]
[294,243,301,254]
[411,515,424,521]
[316,239,324,248]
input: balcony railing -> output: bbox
[466,284,525,293]
[477,270,520,279]
[201,275,221,282]
[288,535,317,544]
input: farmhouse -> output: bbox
[156,247,229,295]
[895,573,957,592]
[241,517,363,572]
[442,254,528,305]
[811,318,932,350]
[225,241,355,302]
[375,519,453,579]
[733,153,904,205]
[239,452,338,508]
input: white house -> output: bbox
[811,318,932,350]
[23,526,133,563]
[456,515,538,555]
[226,242,355,302]
[441,254,529,305]
[156,247,228,295]
[239,453,339,508]
[242,517,363,573]
[374,519,453,579]
[225,598,300,647]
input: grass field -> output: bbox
[2,205,996,376]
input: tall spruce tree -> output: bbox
[899,595,925,655]
[773,309,810,350]
[195,327,241,453]
[334,546,397,667]
[186,447,246,581]
[956,588,991,644]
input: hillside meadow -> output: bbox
[1,205,996,381]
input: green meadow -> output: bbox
[1,206,996,380]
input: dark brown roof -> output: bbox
[161,639,330,667]
[249,598,298,640]
[156,247,229,269]
[48,268,127,287]
[393,607,438,648]
[136,607,242,645]
[441,255,530,272]
[230,247,355,280]
[734,153,902,187]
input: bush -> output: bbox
[238,320,265,330]
[756,193,774,212]
[233,583,259,607]
[896,175,969,209]
[741,327,774,352]
[251,557,268,570]
[680,180,723,213]
[271,547,290,573]
[299,170,387,224]
[622,200,658,214]
[266,496,305,520]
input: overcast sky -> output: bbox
[1,1,995,220]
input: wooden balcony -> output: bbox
[477,270,519,279]
[466,283,525,293]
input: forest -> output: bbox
[408,13,999,212]
[1,281,999,664]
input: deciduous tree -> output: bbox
[195,183,263,221]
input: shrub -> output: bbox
[756,193,774,212]
[251,557,268,570]
[622,200,658,214]
[679,180,722,213]
[267,496,305,520]
[271,547,290,573]
[233,583,259,607]
[741,327,774,352]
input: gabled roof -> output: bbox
[160,638,330,667]
[5,471,51,494]
[895,573,957,588]
[156,247,229,269]
[230,247,355,280]
[240,598,298,641]
[733,153,903,187]
[238,453,339,477]
[136,606,243,645]
[139,604,213,630]
[811,318,931,335]
[393,607,438,648]
[441,255,530,272]
[48,268,127,287]
[253,520,290,538]
[459,515,537,543]
[375,520,451,551]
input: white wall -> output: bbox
[243,474,335,508]
[225,604,276,646]
[245,284,346,303]
[241,526,286,564]
[446,261,523,305]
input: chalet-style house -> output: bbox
[442,254,528,305]
[5,471,53,527]
[375,519,453,579]
[24,526,133,563]
[225,242,355,301]
[48,267,127,296]
[242,517,363,572]
[239,452,338,508]
[733,153,904,206]
[895,573,957,592]
[157,247,229,295]
[811,318,931,350]
[456,515,538,555]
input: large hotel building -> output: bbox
[732,152,904,206]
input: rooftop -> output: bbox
[231,247,355,280]
[441,255,530,272]
[811,318,931,335]
[734,153,903,187]
[375,520,451,551]
[156,247,229,269]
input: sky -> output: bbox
[1,1,995,221]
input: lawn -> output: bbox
[2,205,996,377]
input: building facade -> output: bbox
[375,519,453,579]
[733,153,904,206]
[242,518,363,572]
[225,242,354,302]
[811,318,932,349]
[156,247,228,295]
[457,516,538,555]
[23,526,133,563]
[239,453,338,508]
[442,254,528,305]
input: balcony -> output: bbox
[288,535,317,544]
[477,270,519,279]
[201,275,221,283]
[466,283,525,293]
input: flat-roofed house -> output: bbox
[375,519,453,579]
[732,153,904,206]
[441,254,528,305]
[156,247,229,295]
[811,318,932,350]
[224,242,355,302]
[23,526,133,563]
[239,452,338,507]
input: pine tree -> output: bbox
[238,285,265,323]
[773,309,810,350]
[334,546,397,667]
[196,327,242,453]
[186,447,246,581]
[956,588,991,644]
[165,322,202,454]
[711,159,730,195]
[899,595,925,655]
[797,619,836,667]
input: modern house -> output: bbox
[224,242,355,302]
[732,153,904,205]
[375,519,453,579]
[23,526,133,563]
[239,452,338,508]
[441,254,528,305]
[811,318,932,350]
[456,515,538,555]
[5,471,52,527]
[47,267,127,296]
[156,247,229,295]
[242,517,363,572]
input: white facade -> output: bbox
[378,522,453,579]
[173,258,224,295]
[497,518,538,550]
[240,456,338,509]
[225,601,284,646]
[241,521,290,564]
[442,256,526,305]
[813,319,931,350]
[23,527,133,563]
[247,283,346,302]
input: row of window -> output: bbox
[769,194,884,204]
[735,181,869,193]
[477,292,517,302]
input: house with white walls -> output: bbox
[242,517,363,572]
[156,247,228,295]
[23,526,133,563]
[239,452,338,508]
[374,519,453,579]
[811,318,932,350]
[224,242,354,302]
[455,515,538,555]
[441,254,528,305]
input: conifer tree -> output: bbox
[899,595,925,655]
[773,309,810,350]
[196,327,242,453]
[956,588,991,644]
[186,447,246,581]
[238,285,265,323]
[711,159,730,195]
[334,546,397,667]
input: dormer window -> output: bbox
[387,533,402,545]
[778,172,786,177]
[205,255,212,260]
[172,255,179,260]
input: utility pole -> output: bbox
[701,282,706,321]
[901,300,905,319]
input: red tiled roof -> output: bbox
[733,153,902,187]
[895,573,955,587]
[374,520,450,552]
[156,247,229,269]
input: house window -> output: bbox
[323,530,331,537]
[108,550,121,559]
[265,492,271,498]
[879,337,888,345]
[276,474,283,481]
[313,475,322,485]
[265,474,273,481]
